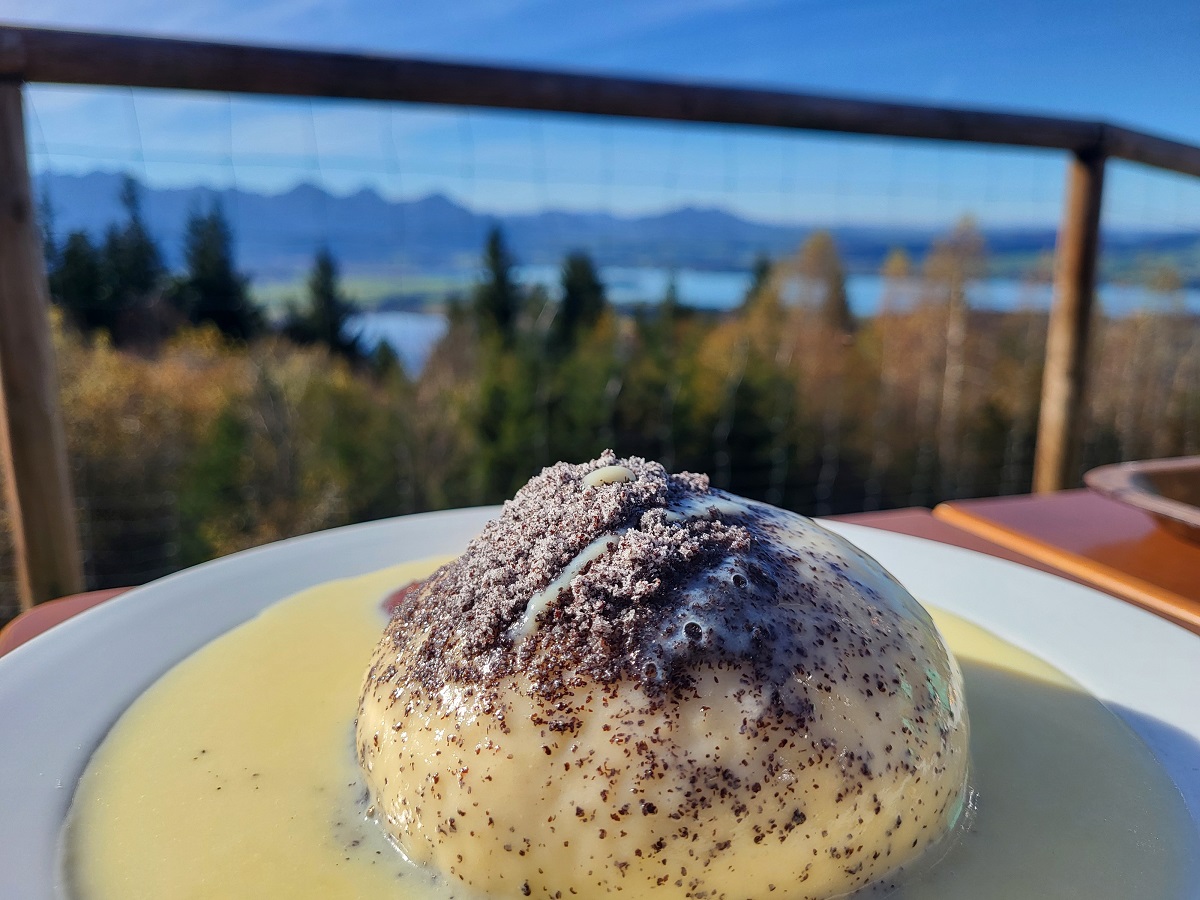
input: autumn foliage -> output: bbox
[2,220,1197,614]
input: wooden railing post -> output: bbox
[1032,147,1106,493]
[0,80,84,607]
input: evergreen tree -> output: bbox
[307,249,357,355]
[661,269,681,319]
[175,201,260,341]
[642,268,683,357]
[473,226,520,341]
[45,176,166,342]
[743,253,772,308]
[369,341,402,380]
[90,175,167,343]
[285,248,360,359]
[105,176,164,303]
[51,232,105,332]
[551,251,606,351]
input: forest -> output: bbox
[2,177,1196,608]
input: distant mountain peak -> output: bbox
[282,181,327,199]
[413,191,467,209]
[34,170,1193,286]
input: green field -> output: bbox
[253,274,468,315]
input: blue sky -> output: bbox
[10,0,1200,229]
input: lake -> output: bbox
[347,267,1200,374]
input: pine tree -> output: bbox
[45,176,165,342]
[50,232,105,333]
[473,226,520,341]
[308,249,355,353]
[284,248,359,359]
[105,177,164,303]
[551,251,606,351]
[661,269,681,319]
[175,200,260,341]
[94,175,167,343]
[743,253,772,308]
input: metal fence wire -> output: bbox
[1,27,1198,618]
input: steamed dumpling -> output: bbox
[357,453,969,899]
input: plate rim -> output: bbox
[0,509,1196,898]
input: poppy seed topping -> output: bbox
[357,453,970,900]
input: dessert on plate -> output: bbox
[357,452,970,899]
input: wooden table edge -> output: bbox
[0,588,132,659]
[933,502,1200,635]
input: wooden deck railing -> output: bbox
[2,23,1199,608]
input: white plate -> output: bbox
[1,510,1198,898]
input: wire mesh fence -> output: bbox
[2,84,1197,620]
[1081,160,1200,475]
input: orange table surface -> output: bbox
[935,489,1200,636]
[0,508,1091,660]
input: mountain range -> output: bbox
[37,171,1200,288]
